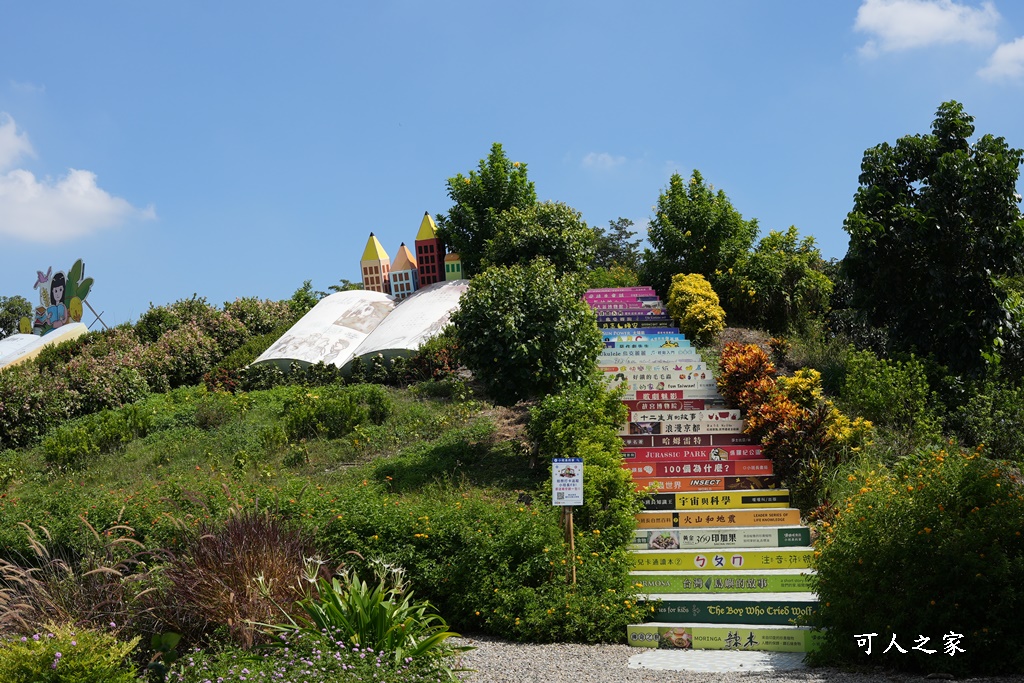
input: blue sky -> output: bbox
[2,1,1024,327]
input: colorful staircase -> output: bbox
[585,286,822,654]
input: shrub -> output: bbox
[239,363,287,392]
[482,201,596,276]
[528,377,625,464]
[841,349,941,456]
[451,259,602,405]
[406,327,461,383]
[812,449,1024,676]
[585,264,639,289]
[0,622,140,683]
[0,365,78,449]
[717,344,872,511]
[160,509,320,648]
[141,324,220,391]
[63,352,149,415]
[720,226,833,333]
[223,297,292,336]
[950,380,1024,462]
[282,388,367,442]
[666,273,726,348]
[42,404,154,469]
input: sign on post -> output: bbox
[552,457,584,506]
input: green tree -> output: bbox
[435,143,537,277]
[844,101,1024,375]
[450,259,602,404]
[0,295,31,339]
[482,201,595,276]
[640,170,758,298]
[593,217,641,270]
[327,278,363,293]
[722,226,833,333]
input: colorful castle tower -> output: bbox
[360,233,391,294]
[390,243,419,301]
[414,212,445,287]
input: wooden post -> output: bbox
[566,506,576,585]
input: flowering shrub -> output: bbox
[666,273,725,348]
[223,296,293,336]
[717,343,872,510]
[0,365,78,449]
[141,324,220,391]
[0,622,139,683]
[812,449,1024,675]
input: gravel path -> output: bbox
[453,636,1024,683]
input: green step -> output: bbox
[632,547,815,572]
[632,568,814,594]
[627,623,823,652]
[631,526,810,551]
[645,592,818,625]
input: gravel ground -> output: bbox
[453,636,1024,683]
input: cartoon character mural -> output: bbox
[20,259,94,335]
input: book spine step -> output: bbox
[645,594,818,626]
[631,568,815,594]
[636,507,802,528]
[632,547,815,572]
[622,454,769,471]
[631,525,810,551]
[642,490,790,511]
[633,474,778,493]
[626,623,823,652]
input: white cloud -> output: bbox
[0,114,34,170]
[582,152,626,170]
[979,36,1024,80]
[0,113,154,243]
[855,0,1000,56]
[10,80,46,94]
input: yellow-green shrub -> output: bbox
[666,273,725,348]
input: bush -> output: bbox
[451,259,602,405]
[282,389,366,442]
[841,349,941,456]
[141,324,220,391]
[317,482,646,644]
[720,226,833,333]
[223,297,292,336]
[812,448,1024,675]
[666,273,726,348]
[717,344,872,511]
[0,622,140,683]
[42,404,154,469]
[406,327,461,383]
[482,201,596,276]
[950,380,1024,462]
[0,365,78,449]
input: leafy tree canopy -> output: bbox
[436,143,537,277]
[843,100,1024,375]
[593,217,641,271]
[0,295,31,339]
[482,201,595,276]
[639,171,758,299]
[450,259,601,405]
[723,226,833,334]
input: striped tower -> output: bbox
[390,243,419,301]
[414,212,445,287]
[360,233,391,294]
